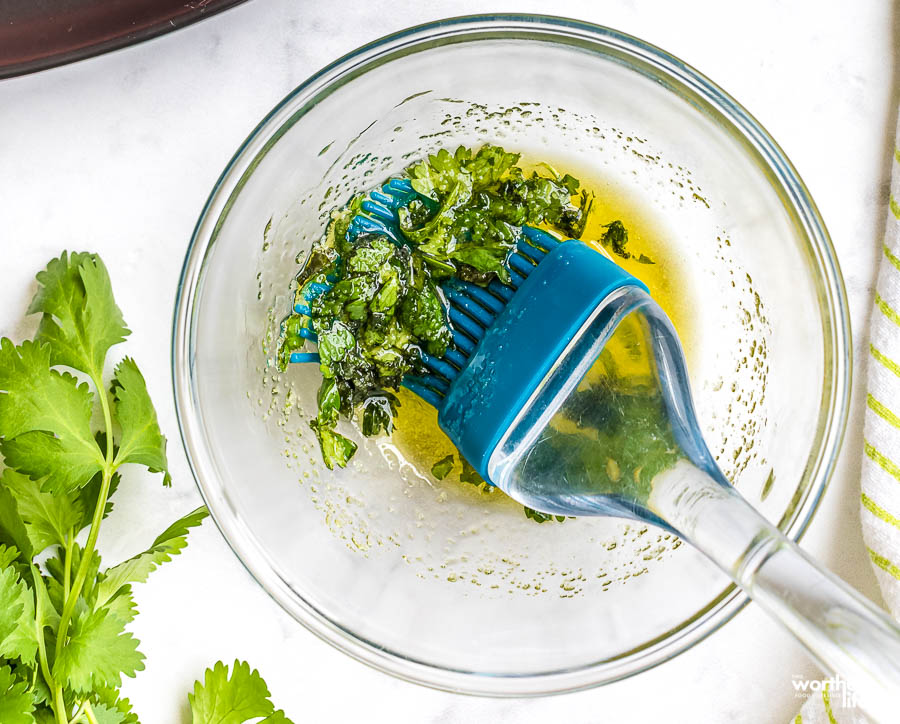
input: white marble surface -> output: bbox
[0,1,897,721]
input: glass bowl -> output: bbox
[172,15,850,695]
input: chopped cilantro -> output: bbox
[431,455,455,480]
[600,220,630,259]
[523,507,566,524]
[279,145,620,523]
[522,377,681,504]
[457,458,495,495]
[600,219,654,264]
[401,145,593,283]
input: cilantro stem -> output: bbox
[54,372,116,722]
[31,565,57,698]
[70,701,87,723]
[83,701,100,724]
[35,617,53,693]
[55,467,112,665]
[95,367,115,463]
[53,685,70,724]
[63,528,73,601]
[54,529,75,724]
[30,565,67,724]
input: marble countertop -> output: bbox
[0,1,897,721]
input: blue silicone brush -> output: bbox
[287,177,900,718]
[290,179,657,495]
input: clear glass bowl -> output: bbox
[172,16,850,695]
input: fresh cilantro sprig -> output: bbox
[189,660,294,724]
[0,252,207,724]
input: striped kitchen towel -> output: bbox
[789,125,900,724]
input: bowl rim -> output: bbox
[172,13,852,697]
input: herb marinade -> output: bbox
[279,145,682,521]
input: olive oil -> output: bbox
[392,385,458,471]
[580,181,692,350]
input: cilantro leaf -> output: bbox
[0,665,35,724]
[316,378,341,427]
[2,468,83,553]
[0,544,19,568]
[0,338,104,494]
[449,246,510,278]
[101,585,138,626]
[110,357,170,485]
[23,660,52,708]
[53,607,144,693]
[431,454,454,480]
[600,220,631,259]
[466,145,520,189]
[309,419,357,470]
[0,250,210,723]
[30,566,60,632]
[28,251,129,379]
[398,144,589,282]
[32,709,55,724]
[0,485,34,561]
[89,703,131,724]
[88,687,140,724]
[360,393,398,437]
[407,159,439,198]
[397,278,450,353]
[0,563,38,665]
[189,660,294,724]
[97,506,208,606]
[523,506,555,524]
[260,714,291,724]
[316,321,356,378]
[46,544,102,616]
[76,460,121,530]
[459,458,485,488]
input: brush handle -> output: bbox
[651,460,900,722]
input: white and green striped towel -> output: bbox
[789,127,900,724]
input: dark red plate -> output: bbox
[0,0,248,79]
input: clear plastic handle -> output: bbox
[651,460,900,723]
[488,288,900,720]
